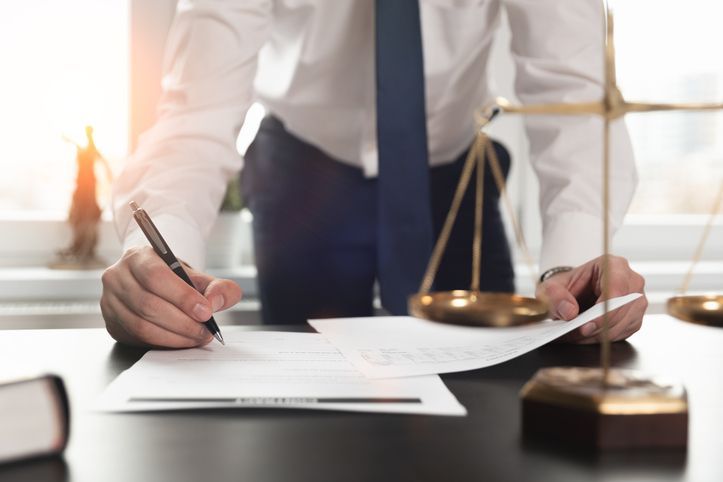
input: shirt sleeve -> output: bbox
[112,0,272,270]
[503,0,637,272]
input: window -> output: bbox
[0,0,129,215]
[615,0,723,215]
[490,2,723,299]
[0,0,250,269]
[608,0,723,279]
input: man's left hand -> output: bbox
[536,255,648,344]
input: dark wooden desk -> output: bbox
[0,315,721,482]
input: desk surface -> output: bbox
[0,315,721,482]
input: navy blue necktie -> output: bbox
[375,0,434,314]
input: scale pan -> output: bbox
[408,290,549,327]
[667,294,723,326]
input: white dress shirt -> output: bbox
[113,0,636,273]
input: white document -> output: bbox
[309,293,642,379]
[95,331,466,416]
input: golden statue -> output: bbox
[51,126,112,269]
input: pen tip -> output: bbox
[214,332,225,346]
[129,201,140,212]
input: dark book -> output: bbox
[0,375,70,464]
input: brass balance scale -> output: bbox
[409,0,723,448]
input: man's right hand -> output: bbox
[100,246,243,348]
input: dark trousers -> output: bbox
[242,116,514,324]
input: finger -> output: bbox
[557,314,608,343]
[565,261,598,300]
[605,297,647,341]
[203,278,243,312]
[127,249,213,322]
[561,321,621,345]
[598,256,643,299]
[584,261,645,337]
[102,263,149,345]
[187,268,215,293]
[600,311,636,342]
[102,265,138,345]
[556,257,647,345]
[113,272,214,342]
[614,318,643,342]
[561,307,643,344]
[186,268,242,308]
[557,327,591,344]
[619,317,644,341]
[101,295,138,346]
[539,280,580,321]
[576,297,647,344]
[105,293,211,349]
[583,302,635,338]
[187,268,242,312]
[573,321,640,345]
[582,263,635,333]
[555,296,634,344]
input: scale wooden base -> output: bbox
[521,367,688,449]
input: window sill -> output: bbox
[0,210,254,268]
[0,265,258,302]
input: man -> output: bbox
[101,0,647,348]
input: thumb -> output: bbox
[540,281,579,321]
[203,278,243,313]
[185,267,243,313]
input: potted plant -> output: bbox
[208,177,248,268]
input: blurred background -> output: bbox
[0,0,721,328]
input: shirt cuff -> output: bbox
[539,212,605,273]
[122,213,207,271]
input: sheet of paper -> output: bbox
[95,331,466,416]
[309,293,642,379]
